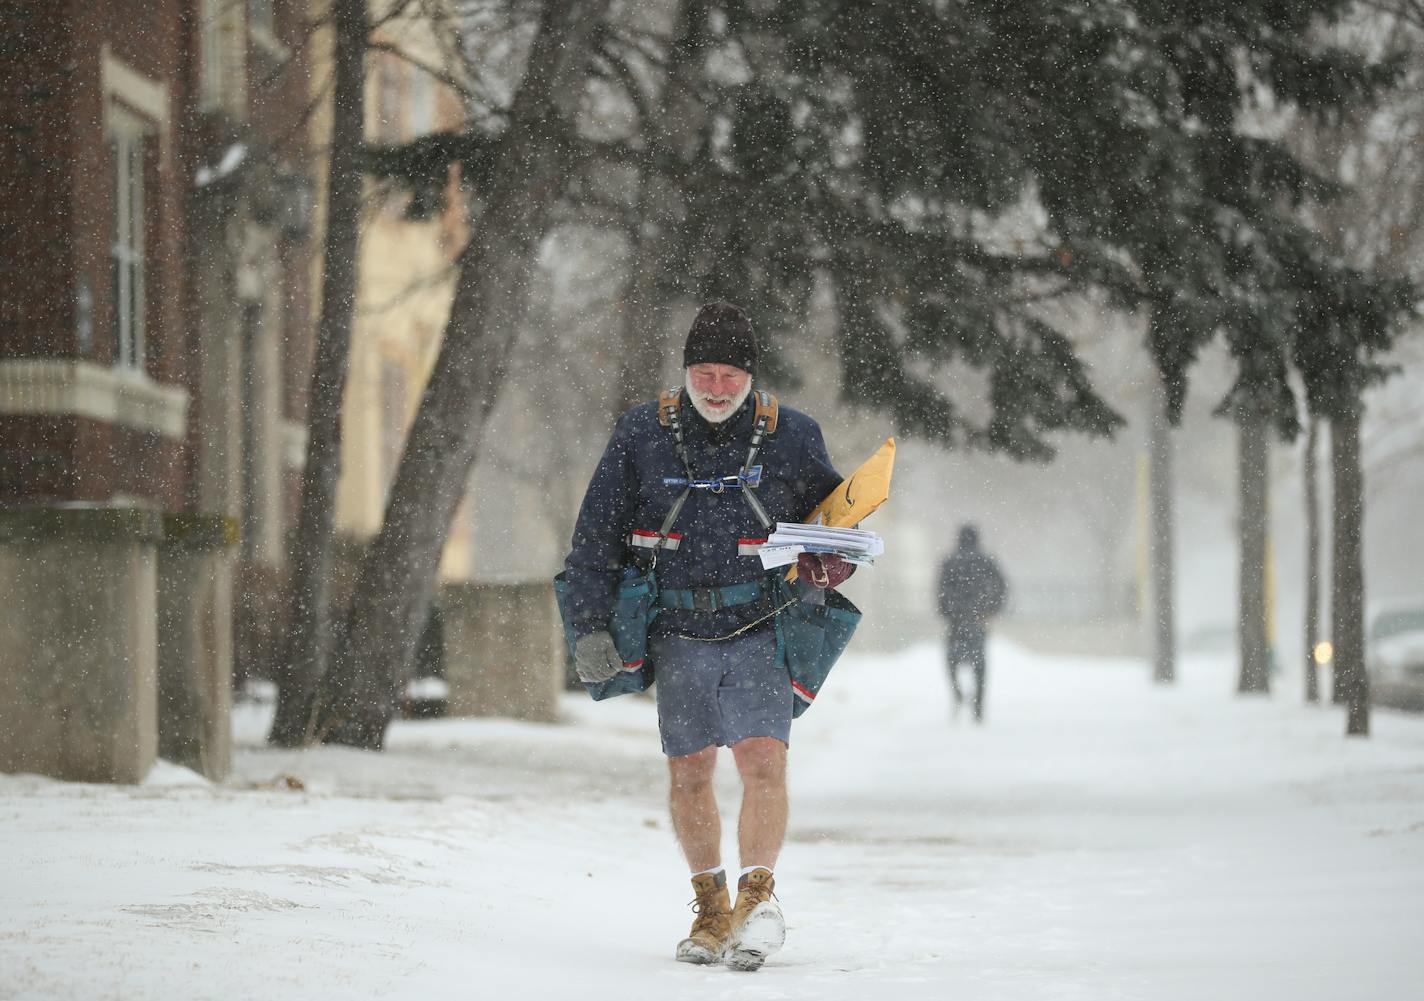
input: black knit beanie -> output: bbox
[683,302,758,376]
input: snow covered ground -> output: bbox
[5,641,1424,1001]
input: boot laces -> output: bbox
[687,891,728,931]
[739,879,776,908]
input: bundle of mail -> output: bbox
[757,522,885,570]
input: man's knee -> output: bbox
[731,736,786,785]
[668,745,717,793]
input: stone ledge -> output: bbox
[0,504,164,543]
[0,359,190,439]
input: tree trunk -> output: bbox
[268,0,367,747]
[1328,409,1348,706]
[1303,417,1321,704]
[1148,371,1176,684]
[310,0,612,749]
[1237,413,1271,694]
[1330,406,1369,736]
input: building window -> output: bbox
[110,107,149,371]
[249,0,274,35]
[409,68,433,137]
[200,0,224,107]
[199,0,245,113]
[377,58,403,142]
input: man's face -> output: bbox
[686,363,752,424]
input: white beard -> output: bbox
[685,371,753,424]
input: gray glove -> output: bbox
[574,630,622,684]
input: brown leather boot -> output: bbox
[675,869,732,964]
[725,867,785,972]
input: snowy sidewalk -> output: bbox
[4,642,1424,1001]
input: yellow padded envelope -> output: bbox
[805,436,896,528]
[786,437,895,581]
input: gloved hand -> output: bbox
[797,553,854,589]
[574,630,623,683]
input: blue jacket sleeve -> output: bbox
[563,413,638,636]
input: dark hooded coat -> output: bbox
[936,540,1007,639]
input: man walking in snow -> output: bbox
[936,523,1007,722]
[562,302,852,971]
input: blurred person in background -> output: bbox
[936,523,1007,722]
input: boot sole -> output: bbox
[726,903,785,972]
[675,939,724,965]
[725,948,768,972]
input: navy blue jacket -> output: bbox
[564,393,843,640]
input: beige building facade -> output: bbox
[324,1,474,581]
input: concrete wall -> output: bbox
[0,507,162,783]
[998,617,1146,660]
[441,581,563,722]
[157,515,237,780]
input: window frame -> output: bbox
[99,46,168,373]
[107,104,151,372]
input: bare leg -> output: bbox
[731,737,788,870]
[668,745,721,872]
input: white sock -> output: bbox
[738,865,772,879]
[692,865,725,879]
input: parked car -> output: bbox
[1368,604,1424,711]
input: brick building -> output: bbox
[0,1,316,782]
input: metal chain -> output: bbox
[676,593,800,643]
